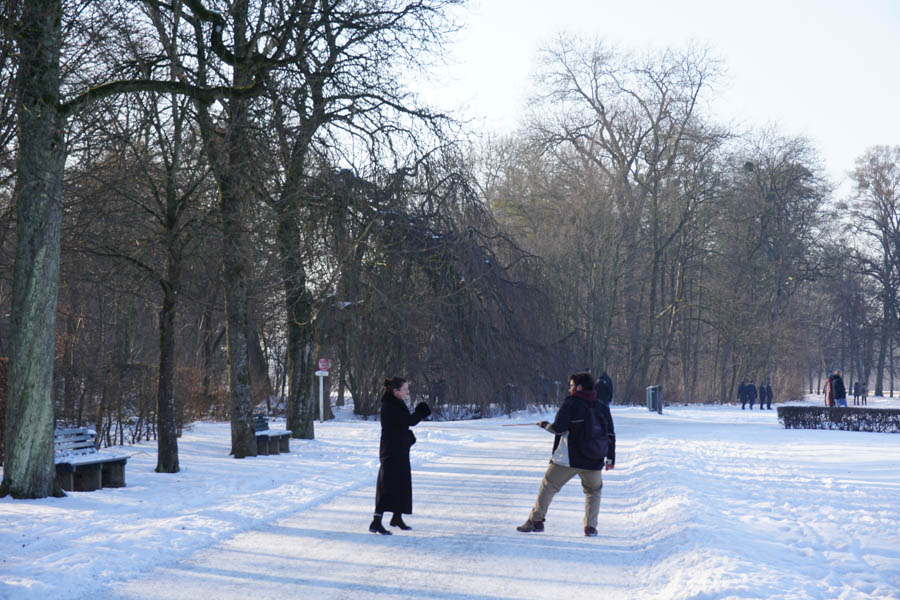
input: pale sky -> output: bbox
[417,0,900,193]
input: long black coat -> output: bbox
[375,392,426,515]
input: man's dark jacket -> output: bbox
[832,375,847,401]
[544,389,616,470]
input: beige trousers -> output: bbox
[528,462,604,528]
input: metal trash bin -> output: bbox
[646,385,662,414]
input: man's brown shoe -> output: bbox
[516,519,545,532]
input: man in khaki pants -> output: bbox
[517,372,616,537]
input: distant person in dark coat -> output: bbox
[747,379,757,410]
[369,377,431,535]
[861,382,868,405]
[739,379,748,409]
[853,381,861,405]
[832,371,847,407]
[765,382,773,409]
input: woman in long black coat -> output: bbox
[369,377,431,535]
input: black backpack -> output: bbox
[576,401,610,461]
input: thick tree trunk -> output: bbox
[276,206,315,439]
[221,180,257,457]
[156,280,180,472]
[1,0,66,499]
[189,0,257,458]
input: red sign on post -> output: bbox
[317,358,332,371]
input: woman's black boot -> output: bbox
[390,514,412,530]
[369,514,392,535]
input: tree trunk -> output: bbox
[875,318,888,397]
[221,180,257,456]
[337,362,346,407]
[276,205,315,439]
[156,279,180,472]
[1,0,66,499]
[190,0,258,457]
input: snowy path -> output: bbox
[4,403,900,599]
[105,425,642,599]
[97,409,899,600]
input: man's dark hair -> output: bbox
[569,372,594,390]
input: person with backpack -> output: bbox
[516,372,616,537]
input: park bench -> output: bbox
[54,427,129,492]
[254,414,291,455]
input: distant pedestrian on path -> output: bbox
[739,379,748,409]
[853,381,861,405]
[369,377,431,535]
[517,372,616,537]
[824,374,834,407]
[832,371,848,407]
[747,379,757,410]
[765,382,773,409]
[861,382,868,405]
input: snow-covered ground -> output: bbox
[2,396,900,599]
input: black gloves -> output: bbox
[414,402,432,418]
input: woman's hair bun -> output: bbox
[383,376,407,391]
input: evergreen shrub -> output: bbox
[777,405,900,433]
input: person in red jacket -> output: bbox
[516,372,616,537]
[824,375,834,407]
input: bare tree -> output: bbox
[2,0,271,497]
[527,38,724,403]
[257,0,462,437]
[849,145,900,396]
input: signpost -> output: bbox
[316,358,331,422]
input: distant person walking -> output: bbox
[765,382,773,409]
[747,379,757,410]
[853,381,861,405]
[861,381,868,406]
[739,379,748,410]
[517,372,616,537]
[369,377,431,535]
[824,374,835,407]
[832,371,848,407]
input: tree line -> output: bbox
[1,2,898,499]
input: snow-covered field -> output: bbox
[2,396,900,599]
